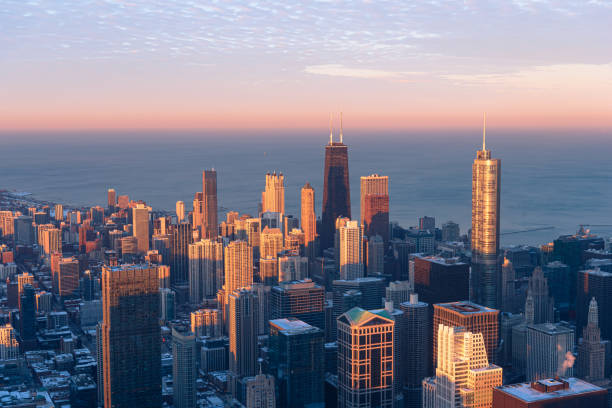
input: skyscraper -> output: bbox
[188,238,224,303]
[432,302,499,369]
[190,308,222,338]
[102,264,161,407]
[172,325,197,408]
[300,182,317,259]
[270,279,325,331]
[269,318,325,408]
[414,256,470,306]
[576,298,606,382]
[577,268,612,340]
[338,220,364,280]
[321,116,351,251]
[337,307,395,408]
[278,255,308,282]
[471,115,501,309]
[245,373,276,408]
[19,284,36,351]
[0,323,19,361]
[132,203,150,253]
[228,288,258,387]
[525,267,554,324]
[224,240,254,295]
[202,169,218,239]
[260,227,283,259]
[360,174,389,244]
[261,172,285,215]
[107,189,116,210]
[176,200,185,223]
[423,325,502,408]
[526,322,575,381]
[171,222,193,285]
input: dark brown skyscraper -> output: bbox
[102,264,161,407]
[202,169,218,239]
[321,117,350,251]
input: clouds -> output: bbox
[304,64,424,79]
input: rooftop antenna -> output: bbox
[340,112,343,144]
[482,112,486,151]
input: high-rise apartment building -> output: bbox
[224,240,254,295]
[171,222,193,285]
[360,174,389,244]
[188,238,223,303]
[432,302,499,369]
[471,118,501,309]
[260,227,283,259]
[338,220,364,280]
[278,255,308,282]
[176,201,185,222]
[269,318,325,408]
[526,323,575,381]
[423,325,502,408]
[301,182,318,259]
[228,288,258,387]
[261,172,285,215]
[54,204,64,221]
[172,325,197,408]
[132,203,150,253]
[576,298,606,382]
[41,228,62,255]
[202,169,218,239]
[321,122,351,251]
[337,307,395,408]
[101,264,161,407]
[270,279,325,331]
[191,308,222,338]
[57,257,80,298]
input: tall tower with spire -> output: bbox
[526,267,555,324]
[321,113,351,252]
[471,114,501,308]
[576,298,606,382]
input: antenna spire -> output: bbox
[340,112,343,144]
[482,112,486,151]
[329,113,333,144]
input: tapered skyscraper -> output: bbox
[300,182,317,259]
[471,115,501,309]
[202,169,218,239]
[321,114,351,251]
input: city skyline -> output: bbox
[2,1,612,132]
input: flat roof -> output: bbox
[435,301,498,315]
[269,318,320,335]
[416,255,466,266]
[496,377,604,402]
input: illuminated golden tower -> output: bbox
[471,114,501,308]
[300,182,317,258]
[262,172,285,215]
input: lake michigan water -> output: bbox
[1,129,611,247]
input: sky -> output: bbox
[1,0,612,131]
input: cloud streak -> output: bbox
[304,64,424,79]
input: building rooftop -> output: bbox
[580,268,612,277]
[340,307,393,326]
[416,255,466,266]
[269,318,321,335]
[435,301,498,315]
[528,322,574,335]
[496,377,604,402]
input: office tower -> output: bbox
[152,233,171,262]
[191,309,222,338]
[228,288,258,385]
[120,236,138,260]
[20,284,36,350]
[202,169,218,239]
[259,257,278,286]
[252,283,271,335]
[526,323,575,381]
[188,238,224,303]
[278,255,308,282]
[159,288,175,322]
[423,325,502,408]
[176,200,185,222]
[261,171,285,216]
[399,294,429,408]
[337,307,394,408]
[270,279,325,331]
[433,302,499,369]
[577,298,606,382]
[577,269,612,340]
[96,322,104,407]
[132,203,150,253]
[41,228,61,255]
[414,256,470,305]
[366,235,385,276]
[246,373,276,408]
[526,267,554,324]
[269,318,325,408]
[338,220,364,280]
[17,272,34,301]
[543,261,571,316]
[81,270,95,300]
[499,258,518,313]
[171,222,193,285]
[441,221,460,242]
[172,325,197,408]
[192,192,204,236]
[405,228,435,253]
[0,323,19,361]
[471,117,501,309]
[107,188,116,209]
[386,280,412,309]
[101,264,161,407]
[54,204,64,221]
[158,265,171,288]
[13,215,34,245]
[260,227,283,259]
[35,291,52,313]
[493,377,608,408]
[57,257,80,298]
[321,119,351,252]
[285,228,305,254]
[224,240,254,295]
[361,174,390,244]
[332,277,386,337]
[261,211,282,231]
[301,182,318,259]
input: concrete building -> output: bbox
[246,373,276,408]
[188,238,223,303]
[526,323,575,381]
[132,203,150,253]
[338,220,364,280]
[261,172,285,215]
